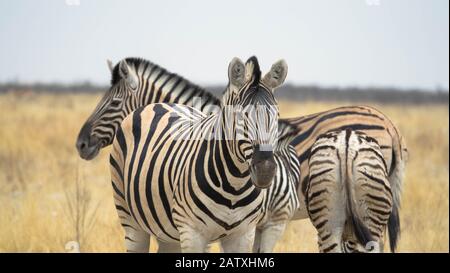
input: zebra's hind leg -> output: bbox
[257,222,286,253]
[317,226,344,253]
[157,240,181,253]
[312,185,346,253]
[221,228,256,253]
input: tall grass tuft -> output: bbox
[63,162,100,253]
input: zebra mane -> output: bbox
[110,57,221,105]
[245,56,261,86]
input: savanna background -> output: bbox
[0,0,448,252]
[0,93,448,253]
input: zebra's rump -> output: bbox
[306,129,393,252]
[287,105,403,219]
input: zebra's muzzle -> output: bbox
[250,151,276,189]
[77,142,100,160]
[76,124,101,160]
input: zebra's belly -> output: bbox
[124,166,265,243]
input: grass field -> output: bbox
[0,92,448,252]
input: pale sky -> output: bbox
[0,0,448,90]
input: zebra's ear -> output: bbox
[107,59,114,74]
[262,59,288,90]
[118,59,130,79]
[118,59,138,90]
[228,57,246,89]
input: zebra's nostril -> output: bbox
[76,139,89,152]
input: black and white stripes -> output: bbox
[110,57,289,252]
[254,121,300,252]
[76,56,407,253]
[306,129,393,252]
[76,58,220,160]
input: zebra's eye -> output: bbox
[111,99,121,107]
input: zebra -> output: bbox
[76,57,220,161]
[77,56,298,252]
[253,121,300,253]
[306,129,393,252]
[76,57,407,252]
[288,107,407,252]
[110,56,289,252]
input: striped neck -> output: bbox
[120,58,221,113]
[206,108,252,191]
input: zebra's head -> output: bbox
[76,59,141,160]
[223,56,288,189]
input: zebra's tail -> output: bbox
[387,133,408,252]
[387,205,400,253]
[343,130,373,247]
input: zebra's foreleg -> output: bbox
[221,228,256,253]
[114,193,150,252]
[157,240,181,253]
[178,226,208,253]
[257,222,286,253]
[123,225,150,253]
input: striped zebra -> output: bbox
[76,57,407,252]
[110,56,288,252]
[289,106,407,252]
[77,56,298,252]
[76,57,220,161]
[253,121,300,252]
[307,129,393,252]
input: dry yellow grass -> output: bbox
[0,93,448,252]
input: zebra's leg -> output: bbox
[309,190,346,252]
[258,222,287,253]
[252,228,262,253]
[317,226,344,253]
[157,240,181,253]
[316,193,346,253]
[221,228,256,253]
[123,224,150,253]
[178,226,208,253]
[113,185,150,252]
[342,240,358,253]
[111,150,150,253]
[308,168,346,252]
